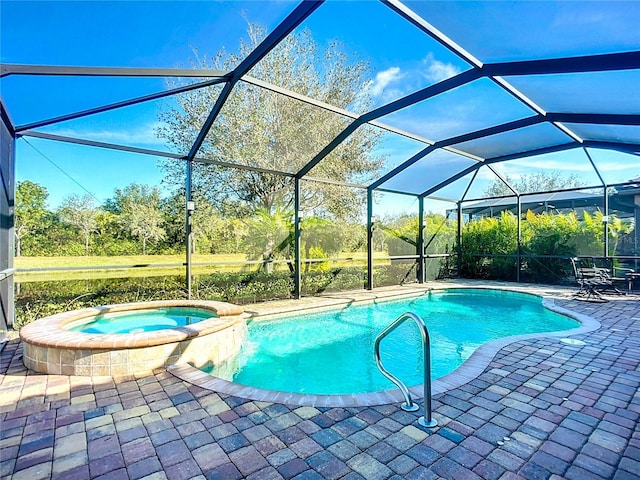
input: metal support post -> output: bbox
[517,195,522,283]
[418,197,425,283]
[294,178,302,299]
[456,202,462,278]
[185,160,193,299]
[603,188,610,258]
[367,189,374,290]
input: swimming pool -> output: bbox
[207,289,579,395]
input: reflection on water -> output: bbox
[68,307,215,334]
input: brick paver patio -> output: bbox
[1,285,639,479]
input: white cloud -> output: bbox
[50,121,166,148]
[366,66,404,98]
[422,53,460,83]
[365,57,460,105]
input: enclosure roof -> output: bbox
[1,0,639,203]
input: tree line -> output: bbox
[13,180,378,261]
[15,178,462,265]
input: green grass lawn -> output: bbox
[14,254,251,282]
[14,253,247,269]
[13,252,375,282]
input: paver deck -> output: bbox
[1,282,639,479]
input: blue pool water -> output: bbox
[68,307,216,334]
[208,289,578,395]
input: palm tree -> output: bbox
[244,208,293,273]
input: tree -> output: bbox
[190,199,224,254]
[14,181,49,256]
[158,23,384,220]
[382,215,418,257]
[106,184,166,254]
[159,192,187,253]
[382,213,454,256]
[484,170,584,197]
[128,204,166,255]
[243,207,293,273]
[300,216,349,272]
[104,183,162,215]
[161,192,228,254]
[58,194,100,255]
[91,210,138,256]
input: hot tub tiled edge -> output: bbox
[20,300,248,376]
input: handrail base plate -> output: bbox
[401,402,420,412]
[418,417,438,429]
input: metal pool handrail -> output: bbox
[374,311,438,429]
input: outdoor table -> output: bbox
[625,272,640,292]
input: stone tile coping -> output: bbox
[169,283,601,408]
[19,299,247,350]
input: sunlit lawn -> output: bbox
[14,253,375,282]
[14,253,246,268]
[15,254,249,282]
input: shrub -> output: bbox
[521,211,577,282]
[460,212,518,280]
[460,210,606,283]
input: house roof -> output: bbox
[460,189,638,218]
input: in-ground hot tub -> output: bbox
[20,300,248,376]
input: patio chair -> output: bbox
[584,257,629,295]
[570,257,611,302]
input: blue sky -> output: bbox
[2,0,639,214]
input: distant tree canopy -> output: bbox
[158,23,384,220]
[104,183,161,215]
[484,170,585,198]
[58,194,99,256]
[12,181,372,260]
[104,184,165,255]
[14,180,49,257]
